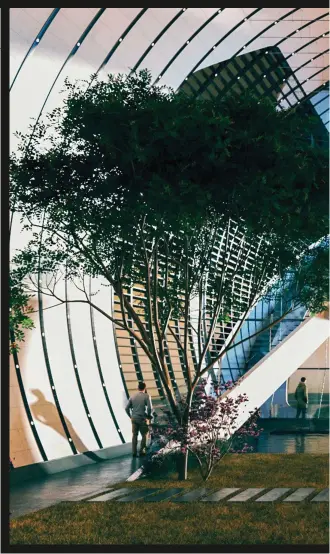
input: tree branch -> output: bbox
[183,237,193,389]
[197,219,232,377]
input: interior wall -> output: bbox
[287,339,329,417]
[299,338,329,369]
[9,284,132,468]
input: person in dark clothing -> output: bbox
[295,377,308,419]
[125,382,153,457]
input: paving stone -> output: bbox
[228,488,265,502]
[88,488,131,502]
[311,488,329,502]
[116,488,159,502]
[283,488,315,502]
[10,453,139,519]
[68,488,113,502]
[255,488,291,502]
[172,488,209,502]
[202,488,241,502]
[143,488,185,502]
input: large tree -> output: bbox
[10,71,328,478]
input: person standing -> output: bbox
[125,382,153,457]
[295,377,308,419]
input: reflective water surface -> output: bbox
[256,432,329,454]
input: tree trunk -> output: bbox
[177,449,189,481]
[204,465,213,481]
[176,391,193,481]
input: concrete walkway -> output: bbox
[10,454,143,519]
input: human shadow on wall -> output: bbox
[30,389,103,462]
[10,296,40,468]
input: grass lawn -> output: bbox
[10,454,329,546]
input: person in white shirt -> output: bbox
[125,382,153,457]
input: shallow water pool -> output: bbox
[256,432,329,454]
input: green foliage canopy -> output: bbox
[10,70,329,365]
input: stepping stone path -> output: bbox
[283,488,315,502]
[228,488,265,502]
[144,488,185,502]
[76,487,329,503]
[67,487,113,501]
[202,488,240,502]
[255,488,291,502]
[88,488,131,502]
[116,488,159,502]
[172,488,208,502]
[311,488,329,502]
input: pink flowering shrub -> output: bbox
[150,379,262,481]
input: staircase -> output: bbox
[244,305,306,373]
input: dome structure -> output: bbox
[9,8,329,468]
